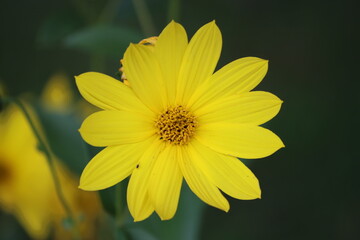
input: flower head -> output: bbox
[76,21,284,221]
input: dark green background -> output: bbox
[0,0,358,239]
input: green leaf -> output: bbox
[98,180,128,218]
[126,228,158,240]
[99,185,117,217]
[64,25,143,57]
[116,228,129,240]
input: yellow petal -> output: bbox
[127,140,164,221]
[176,21,222,105]
[155,21,188,105]
[148,146,183,220]
[79,139,152,190]
[75,72,151,115]
[177,145,229,211]
[123,44,166,112]
[196,124,284,159]
[79,110,154,147]
[14,203,50,239]
[189,57,268,110]
[196,91,283,125]
[189,140,261,199]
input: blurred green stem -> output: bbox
[98,0,121,24]
[168,0,181,22]
[132,0,156,36]
[72,0,97,24]
[3,97,80,240]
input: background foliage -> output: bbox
[0,0,358,239]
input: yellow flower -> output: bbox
[119,36,159,86]
[76,21,284,222]
[41,72,74,112]
[0,105,101,239]
[0,105,55,239]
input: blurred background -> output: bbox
[0,0,358,239]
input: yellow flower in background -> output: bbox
[0,105,54,239]
[0,105,102,239]
[76,21,284,221]
[41,72,99,118]
[41,72,74,112]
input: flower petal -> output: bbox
[196,124,284,159]
[196,91,283,125]
[189,57,268,110]
[155,21,188,105]
[148,146,182,220]
[178,145,229,212]
[75,72,151,114]
[127,140,164,221]
[79,110,154,147]
[15,202,50,239]
[189,140,261,199]
[123,44,166,112]
[79,139,152,190]
[176,21,222,104]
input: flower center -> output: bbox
[0,160,12,185]
[155,106,197,145]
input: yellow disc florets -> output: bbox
[155,106,198,145]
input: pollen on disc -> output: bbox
[155,106,198,145]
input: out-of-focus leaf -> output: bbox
[99,179,128,219]
[32,102,88,176]
[126,228,158,240]
[64,25,143,57]
[98,185,117,217]
[37,10,83,47]
[0,211,31,240]
[96,212,118,240]
[116,228,128,240]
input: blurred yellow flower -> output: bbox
[76,21,284,221]
[0,105,102,239]
[41,73,74,112]
[42,72,99,118]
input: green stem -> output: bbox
[97,0,122,24]
[71,0,97,24]
[167,0,181,22]
[4,97,80,240]
[132,0,156,36]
